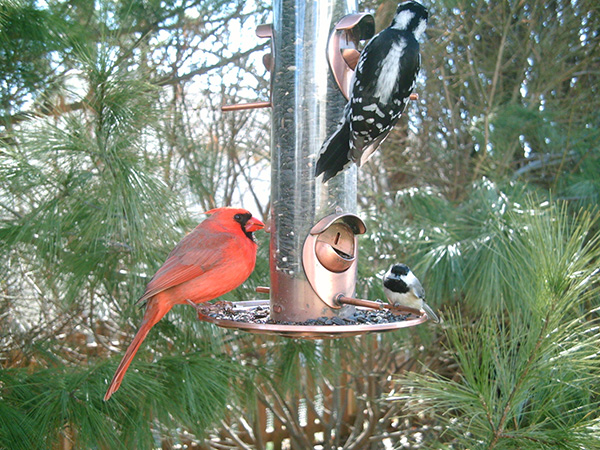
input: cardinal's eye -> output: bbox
[234,214,242,222]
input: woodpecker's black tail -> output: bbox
[315,121,351,183]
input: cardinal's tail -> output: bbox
[315,121,351,183]
[103,300,170,401]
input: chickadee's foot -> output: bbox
[388,303,422,316]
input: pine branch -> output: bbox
[488,318,548,449]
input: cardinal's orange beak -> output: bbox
[245,216,265,233]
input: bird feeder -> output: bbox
[199,0,430,337]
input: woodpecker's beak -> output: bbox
[245,217,265,233]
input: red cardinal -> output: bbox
[103,207,264,401]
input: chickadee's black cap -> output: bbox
[390,263,410,276]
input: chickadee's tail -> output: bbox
[422,302,440,324]
[315,121,351,183]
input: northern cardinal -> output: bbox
[103,207,264,401]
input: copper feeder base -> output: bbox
[194,299,428,339]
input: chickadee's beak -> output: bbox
[245,217,265,233]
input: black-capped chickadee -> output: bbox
[383,263,440,323]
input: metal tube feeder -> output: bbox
[198,0,431,337]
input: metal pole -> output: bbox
[270,0,358,322]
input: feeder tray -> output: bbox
[192,291,430,339]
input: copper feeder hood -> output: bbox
[200,0,431,338]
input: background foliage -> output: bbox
[1,0,599,449]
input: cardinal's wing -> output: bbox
[136,230,234,304]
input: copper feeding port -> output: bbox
[327,13,375,100]
[314,222,356,272]
[302,212,366,309]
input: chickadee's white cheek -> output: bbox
[403,271,419,287]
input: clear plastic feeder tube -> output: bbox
[269,0,358,322]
